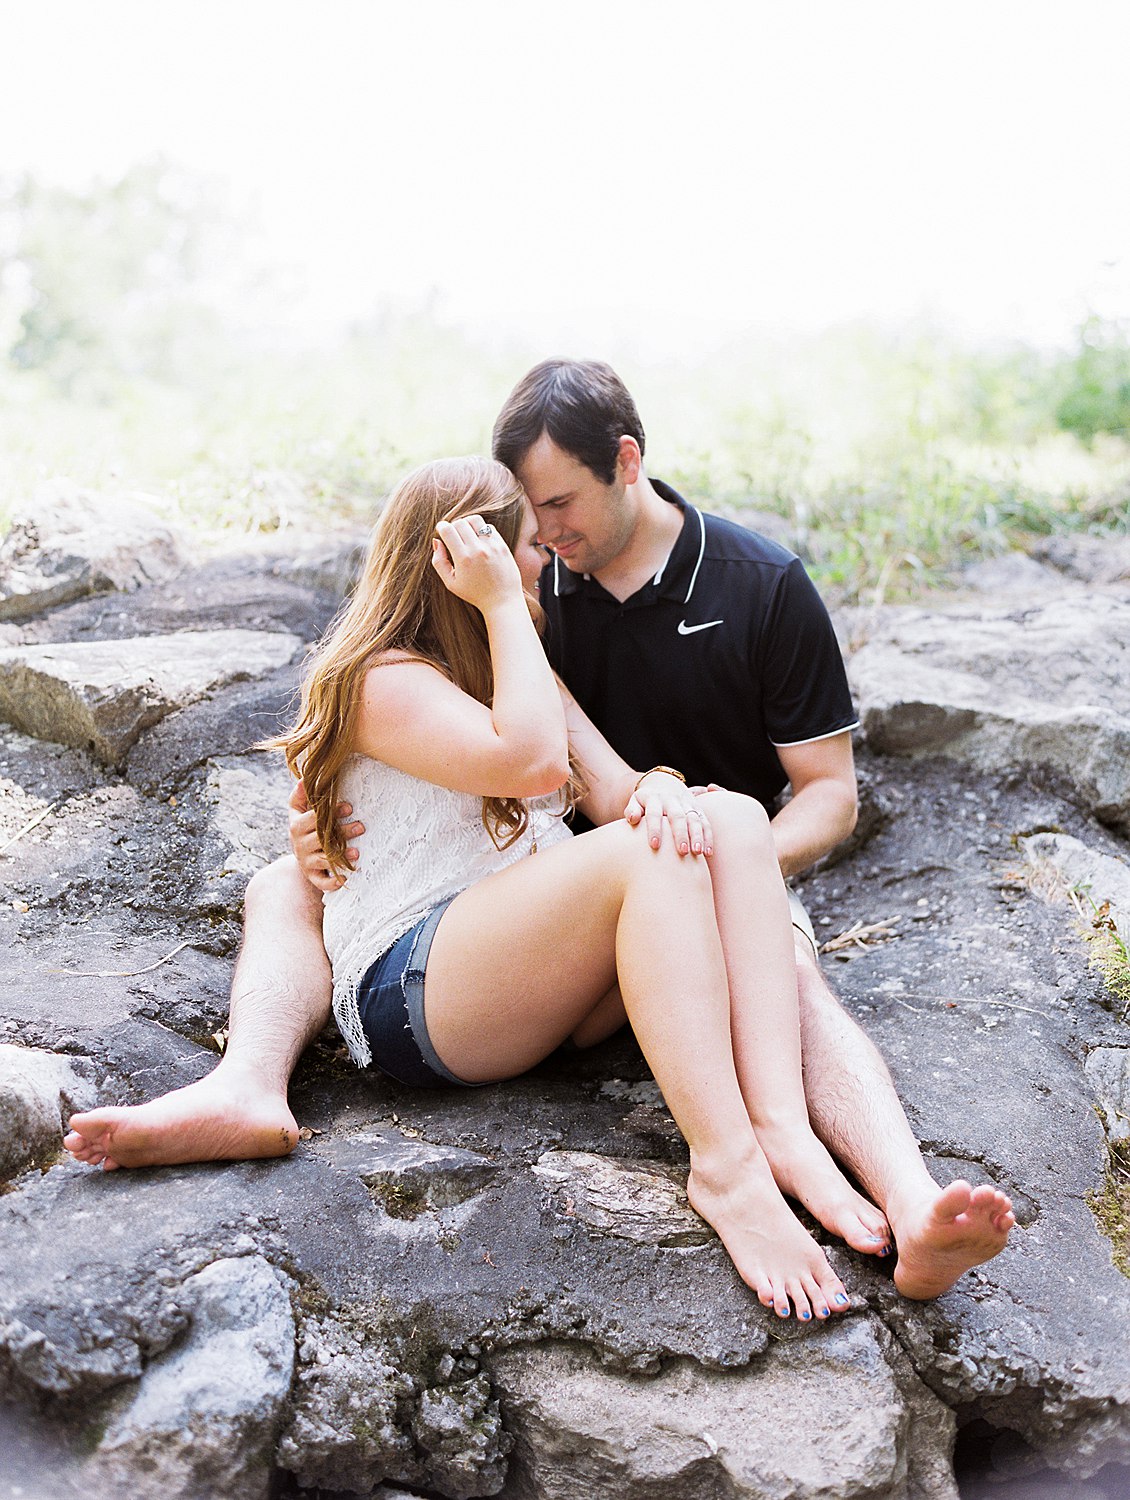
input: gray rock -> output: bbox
[1085,1048,1130,1142]
[960,551,1065,596]
[531,1150,711,1247]
[124,662,302,797]
[1032,531,1130,586]
[412,1372,510,1498]
[0,1045,97,1178]
[0,629,302,765]
[91,1255,295,1500]
[491,1321,956,1500]
[280,1314,509,1498]
[1021,830,1130,935]
[267,529,370,598]
[0,482,186,620]
[278,1317,418,1494]
[850,595,1130,829]
[204,752,294,877]
[314,1124,501,1214]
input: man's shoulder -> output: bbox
[697,507,799,572]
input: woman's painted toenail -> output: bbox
[819,1307,830,1317]
[800,1310,811,1320]
[834,1293,849,1305]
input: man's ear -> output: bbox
[617,435,642,485]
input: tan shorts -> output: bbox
[787,890,819,962]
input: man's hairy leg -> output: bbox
[64,856,332,1169]
[797,944,1014,1297]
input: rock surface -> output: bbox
[491,1323,958,1500]
[0,483,186,620]
[531,1150,711,1247]
[0,1045,97,1178]
[1021,830,1130,931]
[849,592,1130,831]
[91,1255,295,1500]
[0,629,302,766]
[0,513,1127,1498]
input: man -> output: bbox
[65,360,1013,1300]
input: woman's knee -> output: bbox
[603,816,716,893]
[700,788,774,854]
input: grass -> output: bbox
[1090,1141,1130,1280]
[1068,888,1130,1021]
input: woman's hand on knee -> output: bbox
[624,775,714,857]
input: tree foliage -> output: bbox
[0,159,223,393]
[1053,317,1130,444]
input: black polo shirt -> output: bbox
[540,480,858,814]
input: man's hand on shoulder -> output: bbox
[288,779,364,893]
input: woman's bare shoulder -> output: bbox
[359,652,454,716]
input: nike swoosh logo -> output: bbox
[677,619,724,635]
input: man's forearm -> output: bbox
[771,780,858,878]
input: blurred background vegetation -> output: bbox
[2,160,1128,604]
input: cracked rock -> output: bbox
[1085,1048,1130,1142]
[280,1315,508,1498]
[0,1045,98,1179]
[278,1316,418,1492]
[204,752,295,876]
[315,1125,501,1214]
[532,1150,710,1247]
[489,1320,955,1500]
[90,1255,295,1500]
[1021,831,1130,936]
[0,483,186,621]
[849,596,1130,830]
[0,630,302,766]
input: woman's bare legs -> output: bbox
[690,790,891,1255]
[559,793,890,1256]
[64,857,330,1169]
[424,821,849,1321]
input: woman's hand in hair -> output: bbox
[288,778,364,892]
[624,776,714,858]
[432,514,524,615]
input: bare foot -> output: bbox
[63,1067,299,1170]
[892,1180,1015,1299]
[687,1152,852,1322]
[756,1124,892,1257]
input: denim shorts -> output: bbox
[355,897,483,1089]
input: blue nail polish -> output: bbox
[835,1293,849,1305]
[819,1307,830,1317]
[777,1307,790,1318]
[800,1310,811,1321]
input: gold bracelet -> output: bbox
[633,765,686,794]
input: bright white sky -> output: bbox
[3,0,1129,355]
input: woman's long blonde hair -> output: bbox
[273,456,577,873]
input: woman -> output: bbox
[274,456,892,1323]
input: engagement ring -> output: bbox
[476,524,493,536]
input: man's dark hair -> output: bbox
[492,359,646,484]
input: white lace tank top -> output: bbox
[322,754,573,1067]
